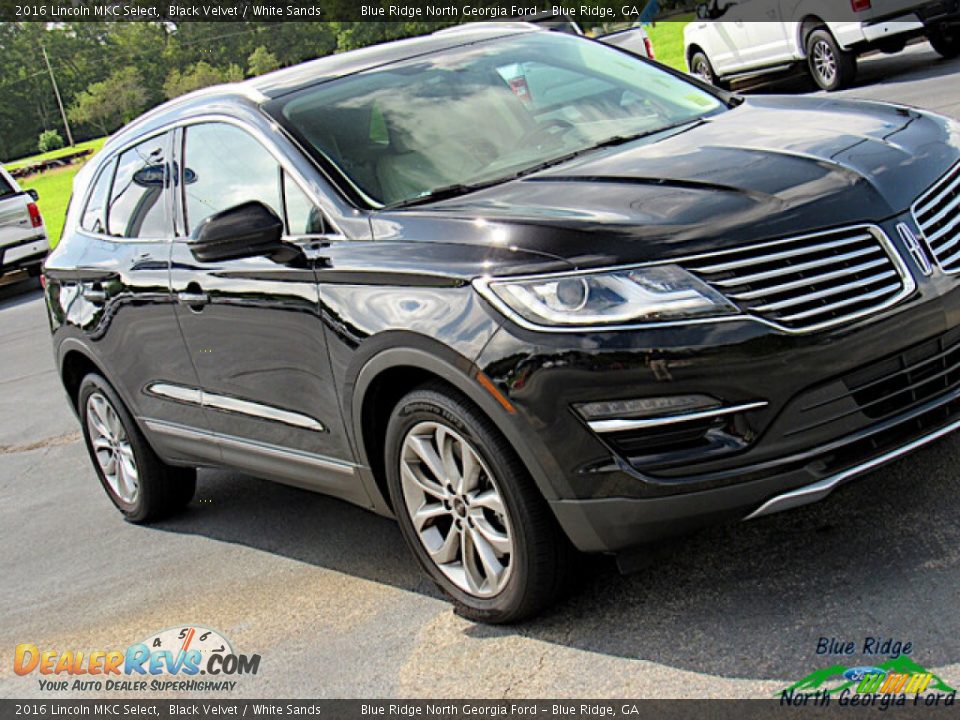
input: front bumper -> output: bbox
[549,386,960,552]
[476,213,960,553]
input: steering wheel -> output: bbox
[515,118,577,151]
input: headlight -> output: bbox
[474,265,739,328]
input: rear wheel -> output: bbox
[928,24,960,59]
[78,374,195,523]
[385,382,572,623]
[806,28,857,91]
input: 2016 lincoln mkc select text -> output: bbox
[45,24,960,622]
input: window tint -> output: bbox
[81,159,115,234]
[182,123,282,234]
[108,135,169,238]
[0,173,14,198]
[283,172,324,235]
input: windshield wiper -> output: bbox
[383,118,708,210]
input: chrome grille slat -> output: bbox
[750,271,897,312]
[693,234,871,273]
[776,283,903,322]
[708,246,881,288]
[931,230,960,257]
[684,225,911,332]
[727,258,889,301]
[938,244,960,269]
[914,161,960,273]
[926,212,960,246]
[918,188,960,229]
[915,163,960,218]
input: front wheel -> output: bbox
[928,24,960,59]
[385,382,571,623]
[806,28,857,91]
[79,374,196,523]
[690,50,720,87]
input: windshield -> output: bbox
[271,31,726,207]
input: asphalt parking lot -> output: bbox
[2,43,960,700]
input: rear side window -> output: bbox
[182,123,283,233]
[0,173,14,198]
[80,159,115,234]
[108,134,169,239]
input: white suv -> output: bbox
[685,0,960,91]
[0,165,47,279]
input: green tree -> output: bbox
[37,129,64,153]
[67,66,148,136]
[247,46,280,77]
[163,61,244,99]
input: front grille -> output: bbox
[913,161,960,273]
[844,325,960,420]
[685,226,911,333]
[789,325,960,437]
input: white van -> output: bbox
[684,0,960,90]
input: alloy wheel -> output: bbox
[399,421,514,597]
[85,392,139,504]
[695,59,712,84]
[812,40,837,86]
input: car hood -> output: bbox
[371,96,960,268]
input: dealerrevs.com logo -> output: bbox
[14,625,261,692]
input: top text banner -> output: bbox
[3,0,946,23]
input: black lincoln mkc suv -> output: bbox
[44,24,960,622]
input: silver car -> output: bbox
[0,165,47,279]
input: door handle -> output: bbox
[81,285,107,303]
[177,283,209,309]
[177,291,209,305]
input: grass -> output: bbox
[4,137,107,172]
[647,16,693,72]
[19,165,79,248]
[3,137,107,248]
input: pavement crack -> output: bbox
[0,431,81,455]
[501,646,549,698]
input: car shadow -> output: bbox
[153,429,960,681]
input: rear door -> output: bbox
[49,132,212,461]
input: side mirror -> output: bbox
[189,201,285,263]
[696,3,709,19]
[26,188,39,202]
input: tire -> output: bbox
[384,381,572,623]
[78,373,196,523]
[690,50,720,87]
[928,24,960,59]
[806,27,857,91]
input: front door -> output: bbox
[169,121,363,501]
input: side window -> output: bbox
[80,159,115,234]
[283,172,325,235]
[0,173,14,198]
[182,123,283,233]
[108,134,169,239]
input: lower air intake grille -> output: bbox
[684,225,912,333]
[913,161,960,273]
